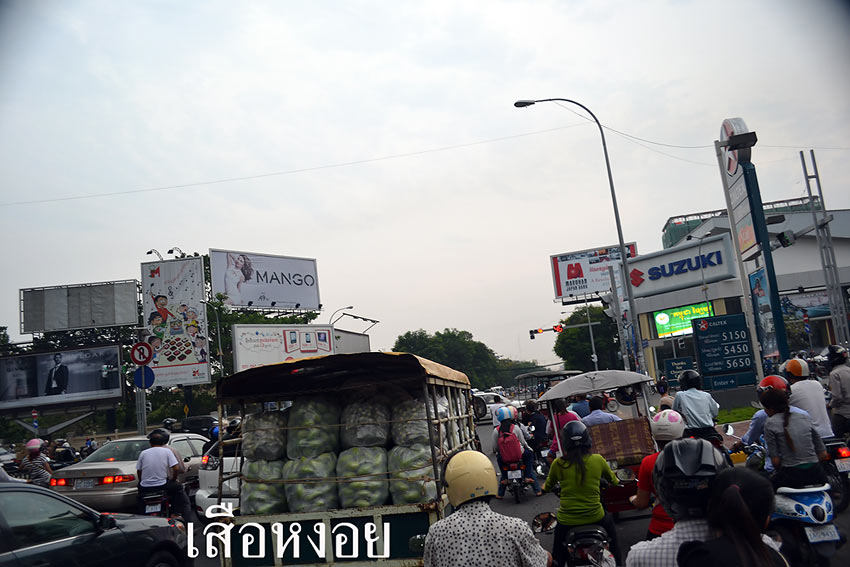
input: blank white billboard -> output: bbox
[20,281,138,334]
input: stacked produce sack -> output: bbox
[241,459,288,515]
[388,396,440,504]
[282,395,341,512]
[337,394,392,508]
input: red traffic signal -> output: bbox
[553,324,564,333]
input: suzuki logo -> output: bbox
[630,269,645,287]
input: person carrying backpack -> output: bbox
[492,406,541,498]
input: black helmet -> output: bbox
[524,400,538,412]
[148,428,171,446]
[678,369,702,390]
[826,345,848,370]
[561,421,591,450]
[653,438,730,521]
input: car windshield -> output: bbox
[84,440,150,463]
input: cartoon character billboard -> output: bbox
[141,257,210,387]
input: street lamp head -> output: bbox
[514,100,536,108]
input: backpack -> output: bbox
[497,424,524,463]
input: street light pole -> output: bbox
[200,300,225,376]
[329,305,354,325]
[515,98,645,372]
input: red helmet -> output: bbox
[757,375,789,395]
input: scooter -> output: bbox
[530,510,615,567]
[771,483,843,566]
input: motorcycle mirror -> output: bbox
[408,534,427,553]
[531,512,558,534]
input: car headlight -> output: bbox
[616,468,635,482]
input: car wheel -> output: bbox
[144,551,180,567]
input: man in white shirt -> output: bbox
[136,429,194,521]
[785,358,834,439]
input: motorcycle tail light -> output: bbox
[837,447,850,458]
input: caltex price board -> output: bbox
[691,314,757,390]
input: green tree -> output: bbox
[393,328,543,389]
[553,306,622,371]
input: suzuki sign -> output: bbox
[627,234,736,298]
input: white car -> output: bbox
[472,391,519,422]
[196,438,241,519]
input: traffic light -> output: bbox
[777,230,795,248]
[553,324,564,333]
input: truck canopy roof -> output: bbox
[217,351,470,403]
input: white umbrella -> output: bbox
[538,369,652,402]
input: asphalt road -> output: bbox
[185,419,850,566]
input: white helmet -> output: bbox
[650,409,685,441]
[443,451,499,507]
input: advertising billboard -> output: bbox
[0,346,122,412]
[653,302,714,338]
[692,314,757,390]
[141,257,210,387]
[20,280,138,334]
[749,267,778,359]
[210,249,320,310]
[233,324,335,372]
[550,242,638,300]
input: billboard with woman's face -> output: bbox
[209,249,320,310]
[0,346,122,412]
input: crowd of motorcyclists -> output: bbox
[424,344,850,567]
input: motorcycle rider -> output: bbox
[629,409,685,539]
[545,398,580,462]
[581,396,622,426]
[492,406,542,497]
[677,467,788,567]
[423,450,552,567]
[784,358,833,439]
[543,420,621,567]
[757,375,828,489]
[626,437,730,567]
[826,344,850,438]
[522,400,550,463]
[136,428,194,521]
[672,370,719,439]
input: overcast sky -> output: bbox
[1,0,848,369]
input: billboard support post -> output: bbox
[715,136,764,382]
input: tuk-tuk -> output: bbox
[539,370,655,515]
[514,370,582,408]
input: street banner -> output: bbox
[141,257,210,387]
[233,324,335,372]
[749,267,778,359]
[0,346,122,411]
[210,249,320,310]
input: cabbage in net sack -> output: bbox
[241,459,287,515]
[282,453,339,512]
[340,400,391,448]
[287,396,341,459]
[336,447,389,508]
[242,411,288,461]
[388,444,437,504]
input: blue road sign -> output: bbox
[134,366,155,389]
[805,323,811,334]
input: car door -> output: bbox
[168,437,198,487]
[0,489,127,567]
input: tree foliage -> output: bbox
[393,328,544,389]
[553,306,623,371]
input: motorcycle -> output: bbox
[771,483,843,566]
[141,489,172,518]
[821,436,850,513]
[526,424,551,478]
[501,460,530,503]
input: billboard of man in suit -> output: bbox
[44,353,69,395]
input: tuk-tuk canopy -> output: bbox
[538,370,652,401]
[217,351,470,403]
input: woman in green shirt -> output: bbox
[543,420,620,567]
